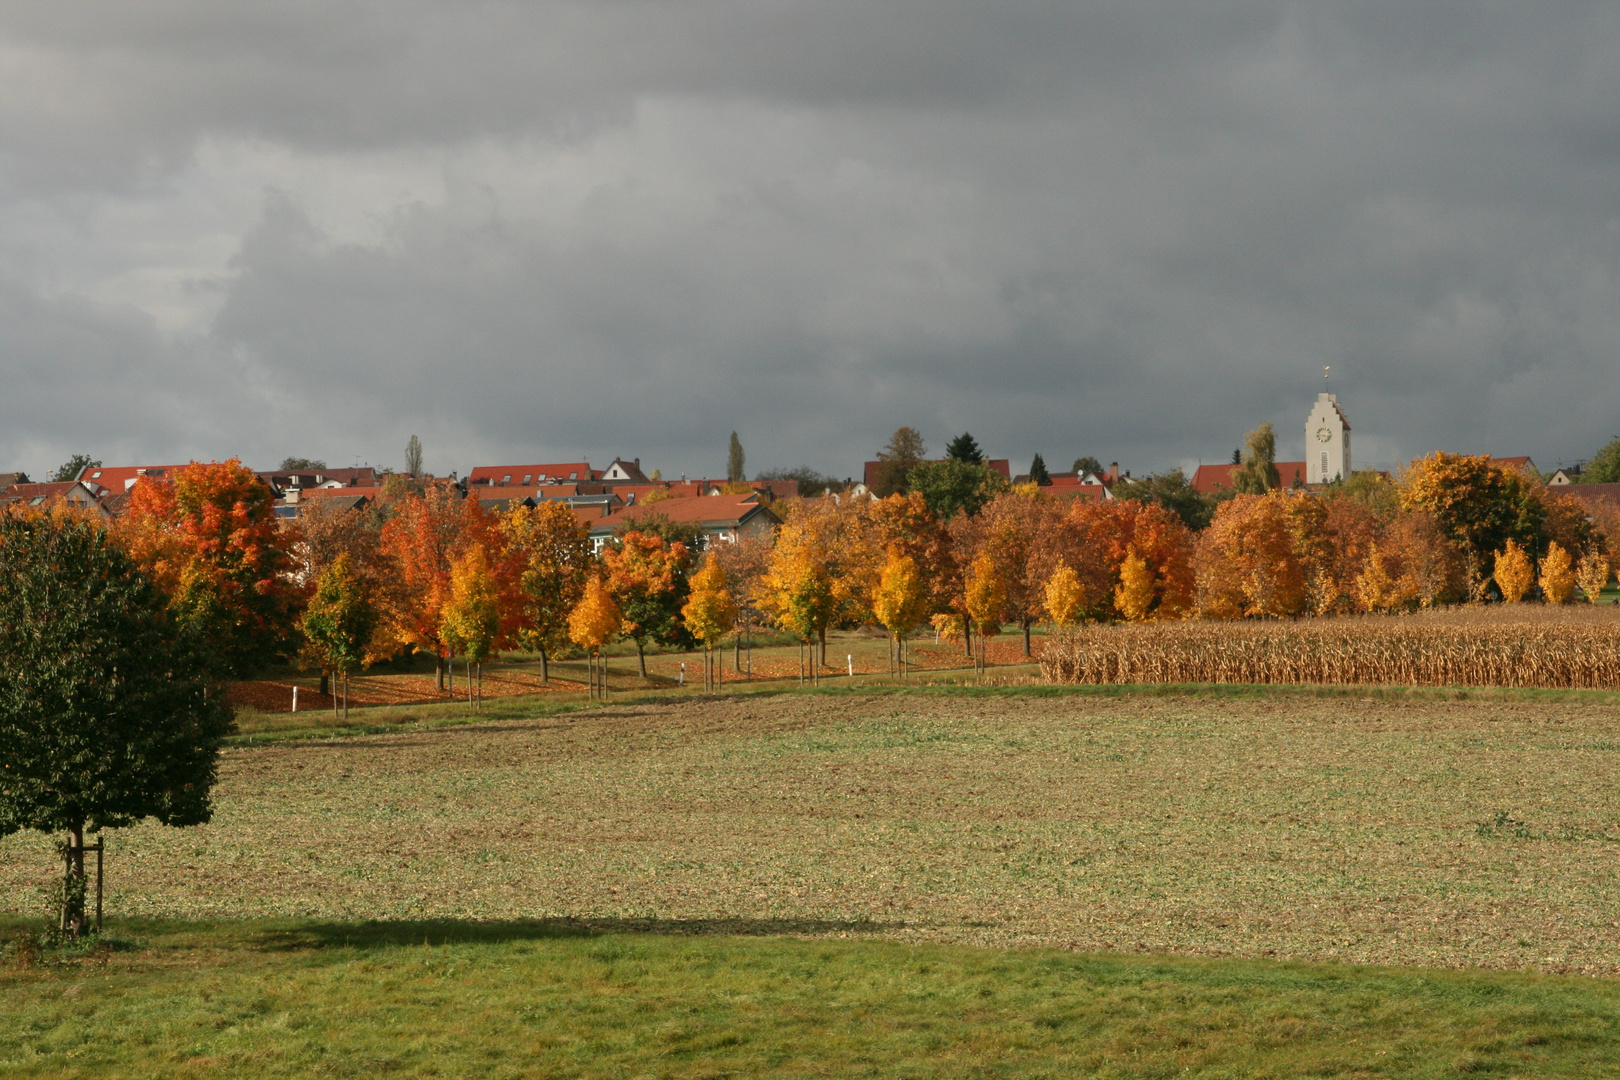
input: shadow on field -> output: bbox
[249,915,904,952]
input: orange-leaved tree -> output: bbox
[972,488,1065,654]
[1194,492,1305,618]
[759,499,870,666]
[681,552,739,690]
[602,530,692,680]
[378,485,493,690]
[1538,542,1575,605]
[568,574,623,698]
[116,458,298,677]
[441,544,501,707]
[498,501,592,681]
[1493,540,1535,603]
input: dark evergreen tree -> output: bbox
[945,432,984,464]
[1028,454,1052,486]
[0,511,231,936]
[727,432,746,483]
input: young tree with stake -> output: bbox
[0,508,232,937]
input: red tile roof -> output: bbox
[75,464,194,494]
[599,494,778,531]
[1191,461,1308,494]
[468,463,599,485]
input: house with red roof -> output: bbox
[587,493,781,552]
[1190,461,1309,495]
[0,480,111,517]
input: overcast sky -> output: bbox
[4,3,1619,481]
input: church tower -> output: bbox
[1306,391,1351,484]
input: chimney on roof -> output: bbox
[1109,462,1119,483]
[634,458,640,470]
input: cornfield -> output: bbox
[1040,606,1620,690]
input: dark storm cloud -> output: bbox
[3,2,1620,478]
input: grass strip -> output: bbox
[4,917,1619,1078]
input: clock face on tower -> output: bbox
[1315,427,1333,443]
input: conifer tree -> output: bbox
[945,432,984,464]
[1028,454,1051,486]
[727,432,746,483]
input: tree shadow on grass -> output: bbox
[248,914,909,953]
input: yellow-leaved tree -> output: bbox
[1113,545,1155,622]
[1538,542,1575,605]
[440,545,500,709]
[1576,548,1611,604]
[963,552,1006,671]
[681,553,738,690]
[1351,542,1395,613]
[1043,564,1086,628]
[568,575,623,700]
[872,546,931,676]
[1493,540,1535,603]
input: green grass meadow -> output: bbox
[6,918,1620,1078]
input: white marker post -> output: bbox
[847,654,854,677]
[292,685,298,713]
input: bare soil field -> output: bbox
[6,690,1619,977]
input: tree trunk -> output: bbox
[62,822,86,938]
[1023,620,1032,657]
[448,647,455,697]
[436,653,445,692]
[818,626,827,668]
[319,670,330,696]
[539,645,549,683]
[342,674,349,722]
[636,640,648,679]
[963,614,974,657]
[333,675,340,719]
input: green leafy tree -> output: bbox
[945,432,984,464]
[1027,454,1052,486]
[49,455,101,483]
[754,467,837,497]
[0,510,231,936]
[909,460,1009,520]
[1110,469,1213,531]
[727,432,746,483]
[300,553,376,720]
[279,457,326,471]
[1581,437,1620,484]
[873,427,927,497]
[1073,456,1105,476]
[1231,423,1281,494]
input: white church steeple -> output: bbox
[1306,373,1351,484]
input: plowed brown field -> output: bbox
[10,690,1611,976]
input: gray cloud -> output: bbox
[3,2,1620,480]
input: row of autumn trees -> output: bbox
[63,451,1620,693]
